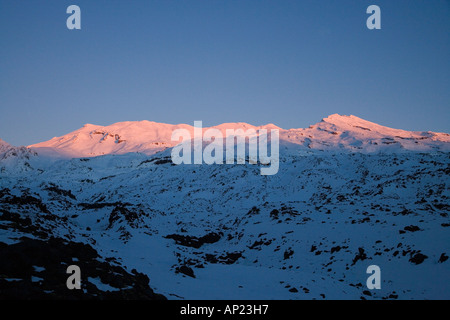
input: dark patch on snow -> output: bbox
[165,232,222,249]
[409,253,428,265]
[0,237,165,300]
[438,253,448,263]
[352,248,368,265]
[176,265,195,278]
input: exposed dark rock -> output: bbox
[107,205,140,229]
[0,209,50,239]
[409,253,428,265]
[280,205,299,216]
[165,232,222,249]
[154,159,172,165]
[248,239,272,250]
[205,252,242,265]
[138,157,173,167]
[352,248,367,265]
[399,209,413,216]
[438,253,448,263]
[283,248,294,260]
[246,207,260,216]
[270,209,279,220]
[78,202,131,210]
[330,246,342,254]
[1,194,50,214]
[176,265,195,278]
[362,290,372,296]
[403,225,421,232]
[204,254,218,264]
[218,252,243,264]
[0,237,165,300]
[44,184,76,200]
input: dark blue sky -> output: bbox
[1,0,449,146]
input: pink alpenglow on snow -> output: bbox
[170,121,280,175]
[27,114,450,159]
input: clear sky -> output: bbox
[0,0,449,146]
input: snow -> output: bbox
[26,114,450,158]
[33,266,46,272]
[87,277,127,292]
[31,276,44,283]
[0,114,449,299]
[4,278,22,282]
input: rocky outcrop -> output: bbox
[0,237,166,300]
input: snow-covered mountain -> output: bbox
[0,138,36,160]
[27,121,279,158]
[1,114,449,300]
[284,114,450,152]
[28,114,450,158]
[0,138,37,175]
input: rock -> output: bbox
[283,248,294,260]
[403,225,421,232]
[438,253,448,263]
[352,248,367,265]
[107,205,140,229]
[177,265,195,278]
[204,252,242,265]
[0,237,166,300]
[409,253,428,265]
[165,232,222,249]
[270,209,279,220]
[330,246,342,254]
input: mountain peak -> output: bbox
[83,123,98,128]
[26,116,450,158]
[0,138,10,146]
[318,114,402,135]
[323,113,351,121]
[0,138,13,152]
[322,114,371,125]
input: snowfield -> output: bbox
[1,114,449,299]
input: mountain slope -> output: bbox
[1,115,449,300]
[28,121,282,158]
[279,114,450,152]
[0,149,448,299]
[0,138,37,174]
[1,138,35,160]
[28,115,450,158]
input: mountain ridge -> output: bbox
[1,115,449,300]
[25,114,450,158]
